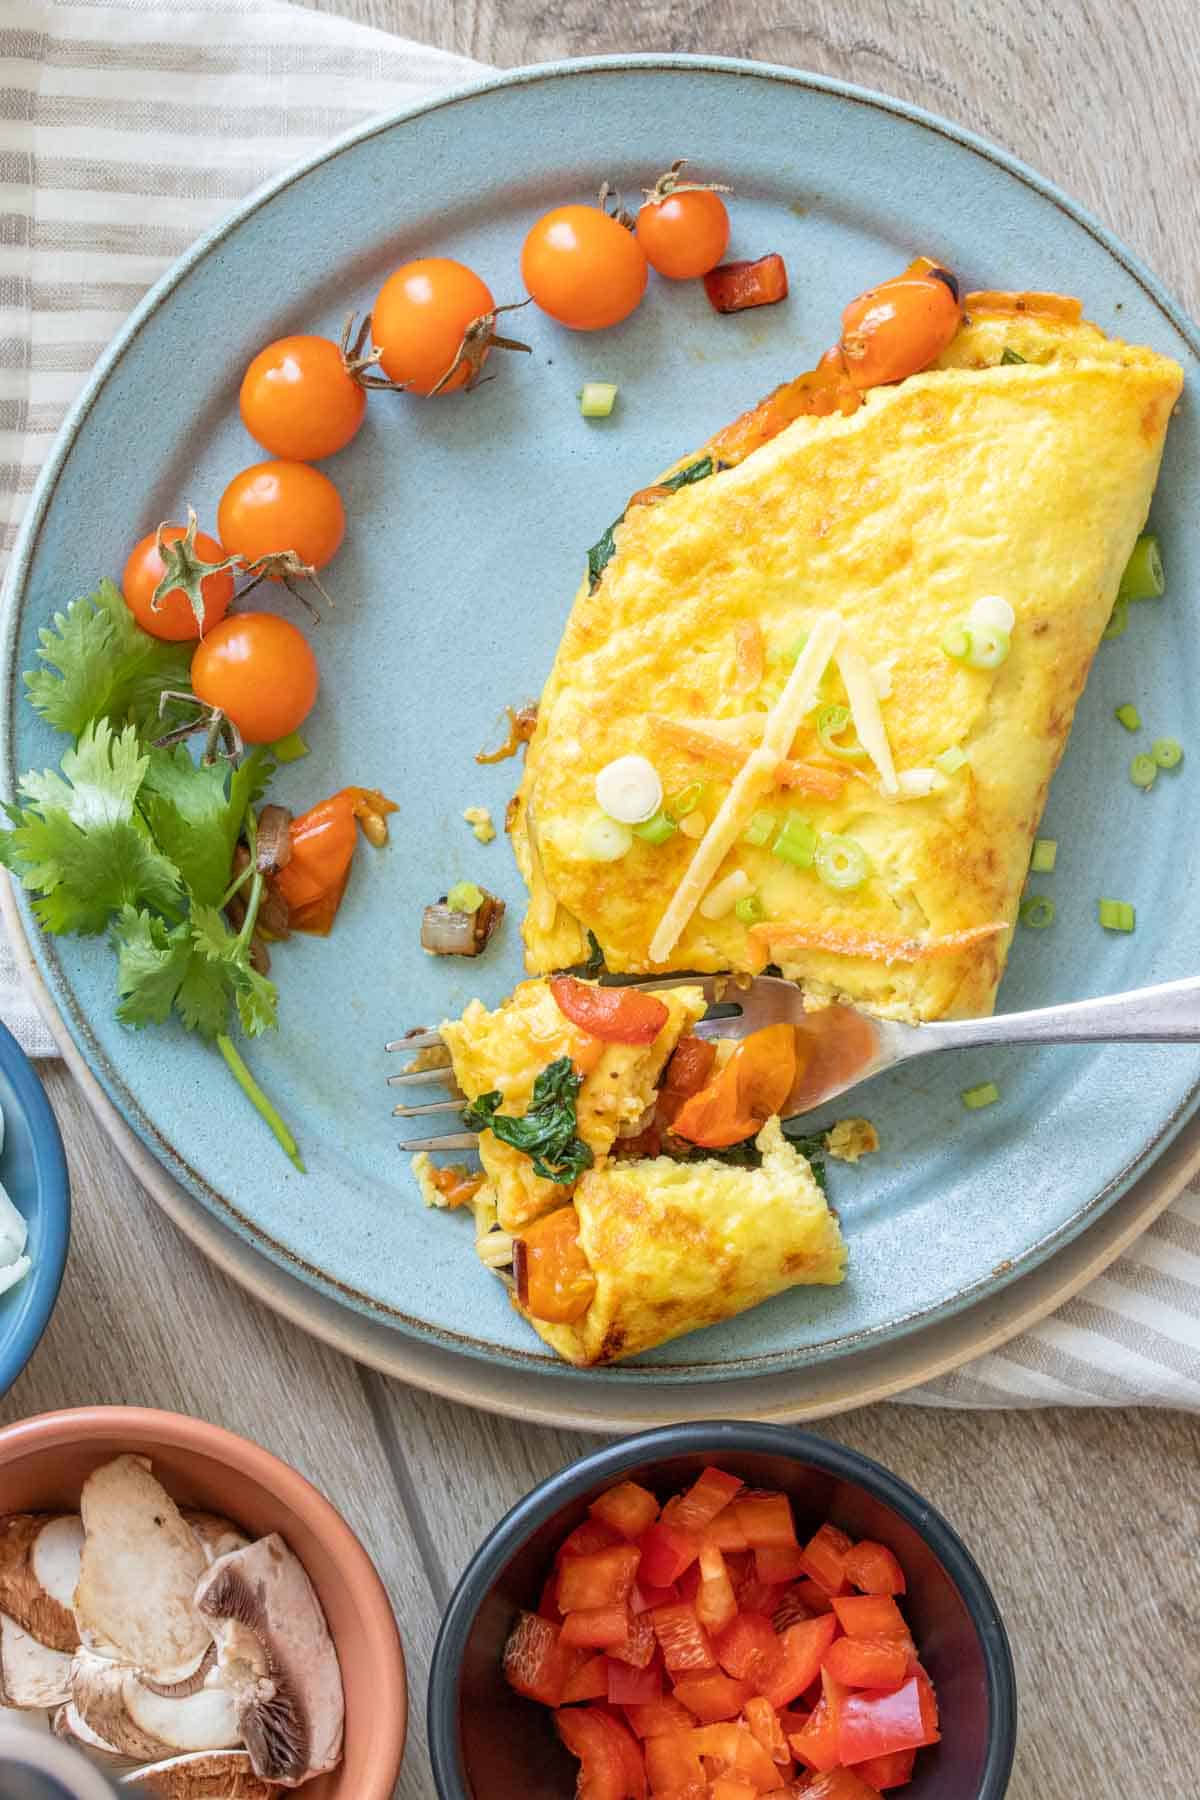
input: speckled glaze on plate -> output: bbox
[3,56,1199,1393]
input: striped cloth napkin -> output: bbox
[2,0,1197,1410]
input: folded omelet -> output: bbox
[519,1118,845,1367]
[440,977,705,1231]
[513,305,1183,1020]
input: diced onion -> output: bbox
[895,767,942,797]
[581,813,634,861]
[596,753,663,824]
[969,594,1016,633]
[699,868,754,919]
[580,382,618,418]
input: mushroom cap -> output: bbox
[0,1612,72,1709]
[0,1515,82,1653]
[53,1698,143,1771]
[121,1748,278,1798]
[71,1649,241,1763]
[181,1516,249,1568]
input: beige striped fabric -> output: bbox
[1,1,1196,1410]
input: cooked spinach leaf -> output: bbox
[1000,347,1028,365]
[585,456,725,592]
[673,1124,828,1191]
[462,1055,594,1184]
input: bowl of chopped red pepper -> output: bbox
[427,1422,1014,1800]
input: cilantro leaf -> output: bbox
[189,904,278,1040]
[112,906,193,1027]
[0,721,181,934]
[139,744,271,908]
[462,1055,593,1184]
[175,953,231,1038]
[24,580,191,739]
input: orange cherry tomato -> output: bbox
[121,525,234,642]
[636,188,730,280]
[371,258,495,396]
[550,976,669,1044]
[839,264,962,388]
[513,1206,596,1324]
[191,611,319,744]
[521,205,648,331]
[239,334,366,462]
[671,1023,798,1148]
[216,460,345,571]
[273,787,396,932]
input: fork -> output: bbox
[386,972,1200,1151]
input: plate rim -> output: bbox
[3,51,1199,1400]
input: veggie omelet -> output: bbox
[512,304,1183,1020]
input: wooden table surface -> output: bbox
[5,2,1200,1796]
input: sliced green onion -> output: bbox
[961,1080,1000,1110]
[270,730,309,763]
[815,702,867,761]
[445,880,485,913]
[1114,703,1141,732]
[1098,897,1136,933]
[815,834,871,892]
[1117,533,1165,602]
[1152,737,1183,769]
[1019,894,1056,929]
[734,893,765,925]
[1102,600,1129,641]
[1029,838,1057,873]
[668,781,706,817]
[743,809,777,849]
[935,745,967,776]
[965,624,1010,670]
[1000,347,1027,365]
[941,623,973,661]
[633,810,678,845]
[772,813,818,869]
[1129,753,1157,790]
[580,382,618,418]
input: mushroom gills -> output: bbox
[74,1457,210,1681]
[0,1612,72,1709]
[195,1534,344,1788]
[71,1649,241,1762]
[0,1515,82,1652]
[121,1748,278,1798]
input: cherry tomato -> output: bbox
[239,334,365,462]
[636,189,730,280]
[671,1024,798,1148]
[371,258,495,396]
[513,1206,596,1324]
[191,612,319,744]
[217,460,345,571]
[839,265,962,388]
[121,525,234,643]
[521,205,647,331]
[550,976,669,1044]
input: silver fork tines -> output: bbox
[391,1097,466,1119]
[399,1130,480,1152]
[385,1029,443,1051]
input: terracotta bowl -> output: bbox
[0,1405,407,1799]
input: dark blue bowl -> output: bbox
[428,1422,1015,1799]
[0,1019,70,1397]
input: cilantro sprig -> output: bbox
[2,583,304,1169]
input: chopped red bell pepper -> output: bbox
[622,1695,696,1740]
[794,1577,836,1616]
[757,1614,839,1710]
[798,1770,882,1799]
[564,1653,613,1703]
[735,1494,797,1551]
[559,1545,643,1613]
[753,1543,808,1585]
[853,1746,917,1790]
[703,253,790,315]
[610,1610,657,1670]
[644,1731,704,1795]
[703,1504,749,1553]
[663,1467,744,1535]
[638,1521,701,1588]
[714,1612,782,1690]
[742,1696,791,1766]
[273,787,396,934]
[689,1722,780,1791]
[538,1570,562,1621]
[789,1693,839,1774]
[843,1541,907,1597]
[562,1604,635,1650]
[631,1581,680,1615]
[831,1595,912,1648]
[650,1602,716,1674]
[799,1524,854,1595]
[559,1518,623,1562]
[592,1481,662,1542]
[770,1584,813,1632]
[671,1671,753,1722]
[695,1544,739,1636]
[823,1635,910,1691]
[551,977,671,1045]
[557,1706,648,1800]
[709,1779,758,1800]
[733,1577,785,1617]
[502,1610,576,1706]
[836,1676,939,1766]
[657,1036,718,1125]
[608,1655,663,1706]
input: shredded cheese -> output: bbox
[650,715,845,797]
[836,642,898,796]
[699,869,754,920]
[649,613,842,963]
[749,920,1008,963]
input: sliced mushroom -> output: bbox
[75,1457,209,1680]
[0,1612,72,1708]
[121,1749,277,1799]
[71,1649,240,1762]
[182,1515,249,1569]
[0,1515,82,1652]
[53,1699,143,1771]
[195,1535,344,1788]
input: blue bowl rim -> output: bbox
[0,1017,70,1396]
[427,1421,1017,1799]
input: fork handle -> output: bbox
[919,975,1200,1051]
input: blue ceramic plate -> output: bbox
[0,1021,70,1395]
[3,57,1198,1385]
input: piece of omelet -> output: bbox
[518,1117,846,1367]
[513,306,1183,1020]
[439,977,705,1231]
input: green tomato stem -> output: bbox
[216,1033,305,1172]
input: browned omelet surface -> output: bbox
[512,313,1182,1020]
